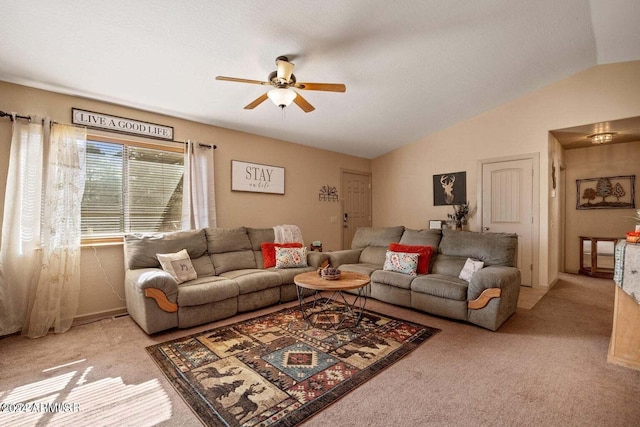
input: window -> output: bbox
[81,137,184,239]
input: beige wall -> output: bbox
[0,81,370,318]
[563,141,640,273]
[372,61,640,288]
[548,135,565,283]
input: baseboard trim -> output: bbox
[72,308,129,326]
[607,354,640,372]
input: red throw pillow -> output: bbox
[388,243,434,274]
[261,242,303,268]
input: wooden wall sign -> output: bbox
[231,160,285,194]
[72,108,174,140]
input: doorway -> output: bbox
[341,170,372,249]
[479,154,539,287]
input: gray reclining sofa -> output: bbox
[327,227,521,331]
[123,227,328,334]
[123,225,520,334]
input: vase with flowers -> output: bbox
[627,209,640,243]
[633,209,640,232]
[447,202,470,230]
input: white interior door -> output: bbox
[342,171,372,249]
[482,158,534,286]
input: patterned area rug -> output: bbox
[146,299,440,426]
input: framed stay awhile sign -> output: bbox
[231,160,285,194]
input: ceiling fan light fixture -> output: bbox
[589,132,615,144]
[268,88,297,109]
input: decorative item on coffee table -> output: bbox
[319,264,341,280]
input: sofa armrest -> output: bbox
[307,251,330,268]
[467,265,521,301]
[125,268,179,301]
[327,249,363,268]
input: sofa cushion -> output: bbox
[338,263,380,277]
[267,266,316,285]
[439,229,517,266]
[399,229,442,248]
[351,226,405,249]
[156,249,197,283]
[275,246,308,268]
[371,269,415,290]
[210,251,257,275]
[459,258,484,281]
[383,251,418,275]
[219,269,282,295]
[177,276,239,306]
[352,226,405,266]
[411,274,468,301]
[125,229,207,269]
[261,242,303,268]
[206,227,252,253]
[246,228,275,268]
[190,255,216,277]
[431,254,468,277]
[206,227,257,273]
[360,246,388,266]
[389,243,434,274]
[246,227,276,250]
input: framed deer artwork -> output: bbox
[433,171,467,206]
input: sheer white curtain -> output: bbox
[0,120,87,338]
[24,124,86,337]
[0,116,45,336]
[182,140,216,229]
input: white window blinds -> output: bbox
[81,139,184,237]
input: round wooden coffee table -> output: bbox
[294,271,370,329]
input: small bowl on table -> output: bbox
[320,270,341,281]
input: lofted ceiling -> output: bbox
[0,1,639,159]
[551,115,640,149]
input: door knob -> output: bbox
[483,227,490,231]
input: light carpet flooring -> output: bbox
[517,285,548,310]
[1,273,639,426]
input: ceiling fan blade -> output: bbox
[244,92,269,110]
[294,82,346,92]
[276,59,295,82]
[216,76,270,86]
[293,92,315,113]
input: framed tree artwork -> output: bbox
[576,175,635,209]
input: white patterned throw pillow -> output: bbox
[459,258,484,281]
[383,251,419,275]
[275,246,308,268]
[156,249,197,283]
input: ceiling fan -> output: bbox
[216,56,346,113]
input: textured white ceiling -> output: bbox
[0,0,638,158]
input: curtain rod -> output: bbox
[0,110,43,122]
[0,110,216,149]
